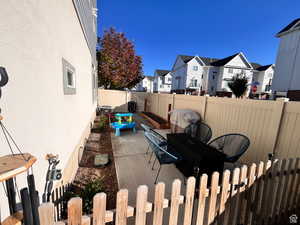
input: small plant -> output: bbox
[64,179,104,214]
[227,73,249,98]
[98,115,108,130]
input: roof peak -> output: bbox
[277,18,300,37]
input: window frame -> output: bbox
[228,68,233,73]
[193,66,198,71]
[62,58,76,95]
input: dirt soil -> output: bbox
[72,116,118,210]
[141,111,167,124]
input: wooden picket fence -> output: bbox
[38,158,300,225]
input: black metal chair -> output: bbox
[144,131,182,183]
[208,133,250,163]
[184,121,212,144]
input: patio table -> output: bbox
[167,133,226,183]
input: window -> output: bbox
[62,58,76,95]
[212,75,215,80]
[160,84,163,88]
[193,66,198,71]
[211,86,214,91]
[67,70,75,88]
[168,77,172,82]
[201,74,204,79]
[191,79,198,87]
[228,68,233,73]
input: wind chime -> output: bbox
[0,67,39,225]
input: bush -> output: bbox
[64,179,104,214]
[98,115,108,130]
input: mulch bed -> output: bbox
[72,115,118,210]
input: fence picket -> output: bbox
[236,165,248,225]
[254,161,271,223]
[93,193,106,225]
[260,160,276,224]
[82,216,90,225]
[288,158,300,211]
[292,158,300,211]
[252,161,264,223]
[244,163,257,225]
[183,177,196,225]
[206,172,219,225]
[68,198,82,225]
[229,167,240,225]
[116,189,128,225]
[152,182,165,225]
[168,179,181,225]
[273,159,287,221]
[218,170,230,225]
[196,174,208,225]
[38,203,54,225]
[279,158,293,220]
[267,160,281,223]
[135,185,148,225]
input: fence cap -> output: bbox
[276,97,289,102]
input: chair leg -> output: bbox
[154,165,162,184]
[148,151,154,163]
[152,158,156,170]
[146,144,150,154]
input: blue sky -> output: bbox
[97,0,300,76]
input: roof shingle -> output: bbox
[155,69,171,76]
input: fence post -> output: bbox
[168,179,181,225]
[93,193,107,225]
[152,182,165,225]
[135,185,148,225]
[207,172,219,225]
[270,100,286,157]
[68,198,82,225]
[202,96,208,121]
[116,189,128,225]
[196,174,208,225]
[183,177,196,225]
[38,203,54,225]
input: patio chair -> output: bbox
[140,123,151,132]
[208,133,250,163]
[141,123,154,154]
[144,131,182,183]
[184,121,212,144]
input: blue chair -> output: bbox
[184,121,212,144]
[208,133,250,163]
[144,131,182,183]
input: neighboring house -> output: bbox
[252,64,275,94]
[135,76,154,92]
[0,0,97,217]
[153,70,172,93]
[171,53,255,96]
[272,18,300,101]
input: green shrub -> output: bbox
[98,115,108,130]
[64,179,104,214]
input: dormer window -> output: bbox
[193,66,198,71]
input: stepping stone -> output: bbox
[94,154,109,167]
[89,133,101,142]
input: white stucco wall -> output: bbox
[273,30,300,92]
[0,0,96,217]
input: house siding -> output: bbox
[0,0,97,217]
[73,0,97,64]
[273,29,300,92]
